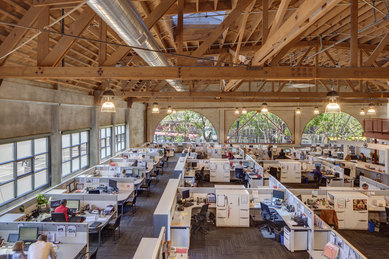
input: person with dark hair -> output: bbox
[12,241,27,259]
[278,149,286,159]
[313,166,323,188]
[362,183,369,190]
[28,234,56,259]
[358,153,367,162]
[267,146,272,160]
[54,199,76,222]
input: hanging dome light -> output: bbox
[167,106,173,114]
[367,103,376,115]
[313,107,320,115]
[172,109,177,114]
[234,108,240,115]
[359,108,365,116]
[101,89,116,113]
[261,103,268,113]
[152,103,160,113]
[295,108,301,115]
[325,90,341,113]
[242,108,247,114]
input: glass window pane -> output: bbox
[100,139,105,148]
[17,141,32,159]
[34,138,47,155]
[81,155,88,168]
[107,147,111,156]
[81,131,88,143]
[0,182,14,204]
[0,143,14,164]
[62,134,71,148]
[100,128,105,138]
[80,143,88,155]
[72,133,80,145]
[34,154,47,172]
[35,170,47,188]
[100,148,106,159]
[106,137,111,147]
[62,148,71,162]
[17,159,32,176]
[62,161,71,177]
[0,163,14,183]
[107,127,111,137]
[17,175,32,196]
[72,146,79,158]
[72,158,80,172]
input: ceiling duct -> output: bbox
[88,0,184,91]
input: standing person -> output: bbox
[313,166,323,188]
[12,241,27,259]
[267,146,272,160]
[28,234,56,259]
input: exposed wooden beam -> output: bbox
[350,0,358,67]
[176,0,184,65]
[39,6,96,67]
[144,0,178,29]
[33,0,83,6]
[37,6,49,66]
[364,32,389,67]
[98,18,107,65]
[262,0,269,43]
[2,66,389,80]
[269,0,291,36]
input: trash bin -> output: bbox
[280,234,284,246]
[368,220,375,232]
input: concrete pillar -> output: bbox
[111,112,117,155]
[90,106,99,165]
[219,109,225,144]
[294,112,302,145]
[385,149,389,174]
[343,144,350,156]
[50,104,61,186]
[125,108,130,149]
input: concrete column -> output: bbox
[343,144,350,156]
[50,104,61,186]
[294,112,302,145]
[385,149,389,174]
[219,109,225,144]
[125,108,130,149]
[90,106,99,165]
[111,112,117,154]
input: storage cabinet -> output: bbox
[216,189,249,227]
[209,159,230,182]
[279,161,301,183]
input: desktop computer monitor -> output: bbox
[182,189,190,199]
[314,163,322,169]
[18,227,38,242]
[273,190,285,201]
[7,233,19,243]
[109,179,118,190]
[192,162,198,168]
[133,168,139,176]
[66,200,80,210]
[67,181,76,193]
[243,161,249,168]
[285,148,291,153]
[344,168,351,177]
[50,200,61,208]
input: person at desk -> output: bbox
[12,241,27,259]
[226,150,234,160]
[358,153,367,162]
[362,183,369,190]
[344,154,351,161]
[277,149,286,159]
[132,160,138,167]
[54,199,80,222]
[313,166,323,188]
[28,234,56,259]
[267,146,272,160]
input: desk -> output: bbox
[0,213,24,222]
[0,243,86,259]
[84,212,115,246]
[246,173,262,188]
[184,169,196,186]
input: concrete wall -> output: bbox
[146,101,387,144]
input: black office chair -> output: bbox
[191,204,209,235]
[139,179,152,196]
[269,167,278,179]
[51,212,67,222]
[260,202,283,235]
[105,215,121,241]
[89,248,98,259]
[125,195,137,216]
[150,169,159,185]
[235,168,244,184]
[195,167,205,182]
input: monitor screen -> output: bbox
[69,182,75,192]
[66,200,80,210]
[285,148,291,153]
[133,168,139,176]
[19,227,38,241]
[344,168,351,177]
[50,200,61,208]
[182,189,190,199]
[7,233,19,243]
[192,162,198,168]
[109,179,118,189]
[273,190,285,200]
[314,163,322,169]
[243,161,249,168]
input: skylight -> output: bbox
[171,11,226,25]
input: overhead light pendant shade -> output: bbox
[242,108,247,114]
[296,108,301,115]
[261,103,268,113]
[101,89,116,113]
[360,108,365,116]
[172,110,177,114]
[152,103,160,113]
[313,107,320,115]
[367,103,376,115]
[234,108,240,115]
[325,90,341,113]
[167,106,173,114]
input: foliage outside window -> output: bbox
[0,137,49,205]
[227,111,292,144]
[115,125,126,153]
[100,127,112,159]
[62,131,89,178]
[302,112,363,145]
[154,111,217,143]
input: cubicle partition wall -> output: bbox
[173,155,188,180]
[0,222,88,259]
[246,155,264,186]
[133,227,166,259]
[360,176,389,190]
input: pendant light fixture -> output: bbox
[367,103,376,115]
[325,90,341,113]
[152,103,160,113]
[359,108,365,116]
[242,108,247,114]
[167,106,173,114]
[101,89,116,113]
[313,107,320,115]
[295,108,301,115]
[234,108,240,115]
[261,103,268,114]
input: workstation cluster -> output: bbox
[0,147,165,259]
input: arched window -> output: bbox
[302,112,363,145]
[226,111,292,144]
[153,110,217,143]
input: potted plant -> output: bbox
[37,194,48,212]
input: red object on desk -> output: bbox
[175,248,187,253]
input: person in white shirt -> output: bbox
[28,234,56,259]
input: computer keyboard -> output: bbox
[89,221,102,228]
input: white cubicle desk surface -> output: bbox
[307,250,328,259]
[84,212,115,228]
[55,243,87,259]
[0,213,24,222]
[274,208,310,230]
[172,204,216,228]
[133,238,160,259]
[46,189,68,194]
[356,162,385,173]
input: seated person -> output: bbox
[358,153,367,162]
[28,234,56,259]
[226,151,234,160]
[12,241,27,259]
[132,160,138,167]
[362,183,369,190]
[344,154,351,161]
[54,199,81,222]
[277,149,286,159]
[313,166,323,188]
[235,161,245,179]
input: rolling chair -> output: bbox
[51,212,67,222]
[269,167,279,180]
[191,204,209,235]
[260,202,284,235]
[235,168,245,184]
[89,248,98,259]
[195,167,205,183]
[105,215,122,241]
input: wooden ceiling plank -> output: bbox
[269,0,291,36]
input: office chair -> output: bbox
[269,167,279,180]
[259,202,283,235]
[126,195,137,216]
[235,168,244,184]
[139,179,152,196]
[105,215,121,241]
[150,169,159,184]
[89,248,98,259]
[51,212,67,222]
[195,167,205,183]
[191,204,209,235]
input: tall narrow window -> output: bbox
[115,125,126,153]
[100,127,112,159]
[61,130,89,178]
